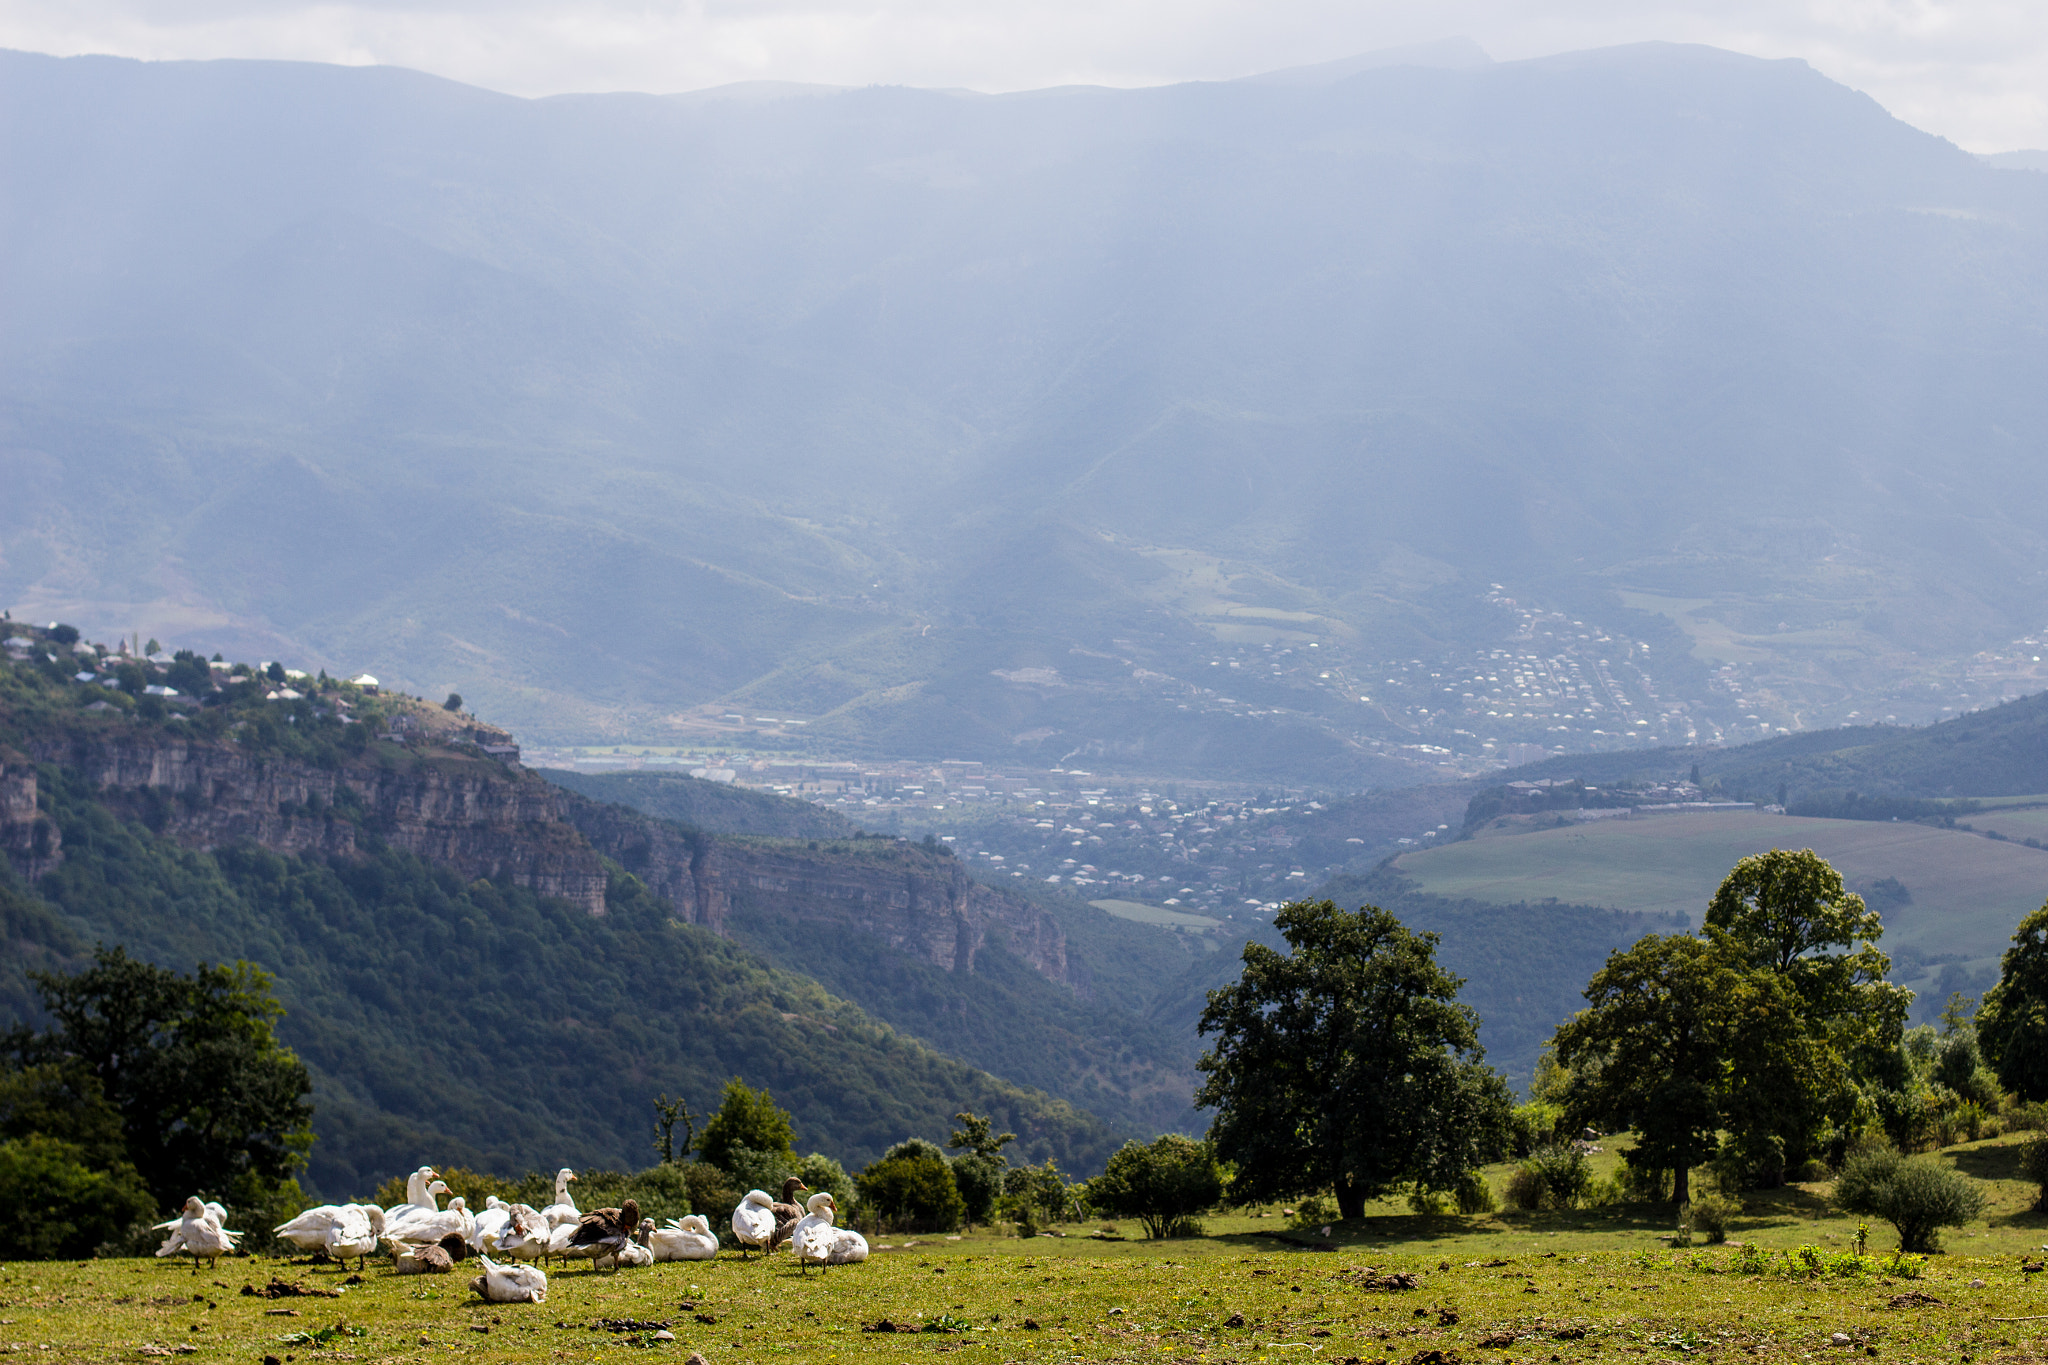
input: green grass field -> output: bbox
[1089,899,1226,932]
[1394,812,2048,975]
[13,1135,2037,1363]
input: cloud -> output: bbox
[0,0,2042,149]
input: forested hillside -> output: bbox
[0,631,1134,1196]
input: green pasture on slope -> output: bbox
[1960,805,2048,842]
[1393,810,2048,968]
[1089,898,1225,931]
[13,1134,2041,1363]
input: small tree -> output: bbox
[856,1140,964,1233]
[266,661,287,683]
[1085,1135,1224,1239]
[948,1111,1015,1229]
[698,1078,797,1174]
[1552,933,1742,1204]
[1833,1146,1985,1252]
[652,1093,695,1165]
[443,693,463,712]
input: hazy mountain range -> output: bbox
[4,41,2046,782]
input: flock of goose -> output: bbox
[153,1165,867,1305]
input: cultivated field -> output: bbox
[1090,899,1227,932]
[13,1138,2037,1363]
[1393,812,2048,970]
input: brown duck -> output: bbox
[567,1198,641,1272]
[767,1177,809,1253]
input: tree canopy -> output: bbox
[1195,900,1512,1220]
[1551,933,1742,1204]
[697,1078,797,1173]
[14,946,312,1223]
[1979,903,2048,1102]
[1086,1134,1224,1239]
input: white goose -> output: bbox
[383,1167,440,1221]
[546,1219,599,1266]
[382,1179,450,1238]
[790,1192,866,1273]
[273,1203,349,1253]
[471,1254,547,1303]
[387,1191,473,1249]
[155,1197,238,1273]
[539,1168,581,1228]
[731,1189,776,1258]
[608,1221,656,1269]
[470,1196,511,1253]
[325,1205,384,1269]
[648,1214,719,1261]
[498,1205,554,1264]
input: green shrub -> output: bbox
[1509,1144,1591,1210]
[1454,1169,1497,1215]
[1620,1159,1670,1203]
[1792,1158,1831,1182]
[856,1145,965,1234]
[720,1143,798,1196]
[1833,1146,1986,1252]
[951,1151,1004,1228]
[797,1152,856,1214]
[0,1135,157,1259]
[1502,1164,1548,1211]
[2019,1135,2048,1211]
[1691,1191,1740,1242]
[1086,1135,1224,1239]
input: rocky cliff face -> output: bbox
[2,724,1078,993]
[563,796,1076,988]
[0,762,60,880]
[5,731,609,914]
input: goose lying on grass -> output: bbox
[471,1254,547,1303]
[647,1214,719,1261]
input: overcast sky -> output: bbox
[2,0,2043,152]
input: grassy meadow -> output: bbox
[11,1135,2038,1363]
[1391,811,2048,970]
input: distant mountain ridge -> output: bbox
[1490,690,2048,804]
[2,42,2044,778]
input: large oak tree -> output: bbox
[1195,900,1511,1221]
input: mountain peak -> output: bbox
[1235,37,1493,86]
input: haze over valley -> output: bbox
[8,25,2048,1205]
[5,41,2048,788]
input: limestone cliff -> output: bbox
[2,723,1078,993]
[561,794,1077,989]
[4,729,608,914]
